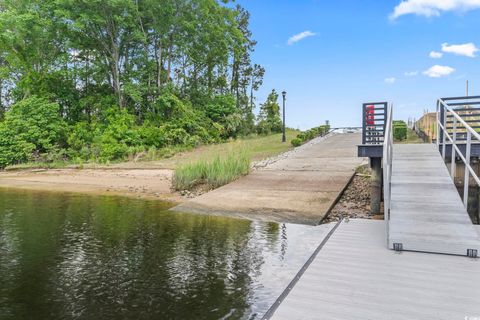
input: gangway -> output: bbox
[385,97,480,256]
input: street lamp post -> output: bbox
[282,90,286,142]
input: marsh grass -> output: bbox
[173,149,251,190]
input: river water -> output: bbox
[0,189,330,320]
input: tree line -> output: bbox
[0,0,283,168]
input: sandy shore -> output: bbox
[0,168,183,203]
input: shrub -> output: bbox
[297,133,306,141]
[67,121,96,158]
[160,125,190,146]
[393,120,407,141]
[291,138,302,147]
[101,107,140,145]
[83,107,143,162]
[138,122,165,148]
[152,91,187,121]
[204,94,236,123]
[0,126,35,168]
[290,124,331,148]
[68,122,94,150]
[0,96,65,168]
[223,113,243,138]
[96,134,129,161]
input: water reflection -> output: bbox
[0,189,331,320]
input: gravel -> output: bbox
[323,172,384,223]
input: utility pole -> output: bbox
[467,80,469,97]
[282,91,286,142]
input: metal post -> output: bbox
[450,117,457,180]
[436,100,440,150]
[477,185,480,224]
[464,131,471,208]
[370,157,382,214]
[282,91,286,143]
[362,104,366,144]
[441,105,446,159]
[383,103,387,144]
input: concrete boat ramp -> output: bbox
[173,132,365,224]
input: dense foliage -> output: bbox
[393,120,407,141]
[291,125,330,147]
[0,0,276,168]
[0,96,66,167]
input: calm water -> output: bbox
[0,189,330,320]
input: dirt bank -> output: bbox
[0,168,183,203]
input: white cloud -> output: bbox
[423,65,455,78]
[385,77,396,84]
[287,31,316,45]
[429,51,443,58]
[404,71,419,76]
[441,42,479,57]
[390,0,480,19]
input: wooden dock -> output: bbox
[265,220,480,320]
[389,144,480,256]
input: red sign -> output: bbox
[366,105,375,125]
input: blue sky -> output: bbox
[239,0,480,129]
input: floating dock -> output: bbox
[265,220,480,320]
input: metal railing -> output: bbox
[437,96,480,207]
[362,102,387,144]
[383,104,393,236]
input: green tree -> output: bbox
[0,0,266,166]
[0,96,65,167]
[257,89,282,134]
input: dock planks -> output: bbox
[268,220,480,320]
[389,144,480,256]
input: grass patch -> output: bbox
[5,161,78,171]
[158,129,300,170]
[173,149,250,190]
[395,128,424,144]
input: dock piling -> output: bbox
[370,157,382,214]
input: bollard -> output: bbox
[370,157,382,214]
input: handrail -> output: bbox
[383,104,393,239]
[437,97,480,207]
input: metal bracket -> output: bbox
[467,249,478,258]
[393,243,403,251]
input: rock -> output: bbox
[324,172,378,223]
